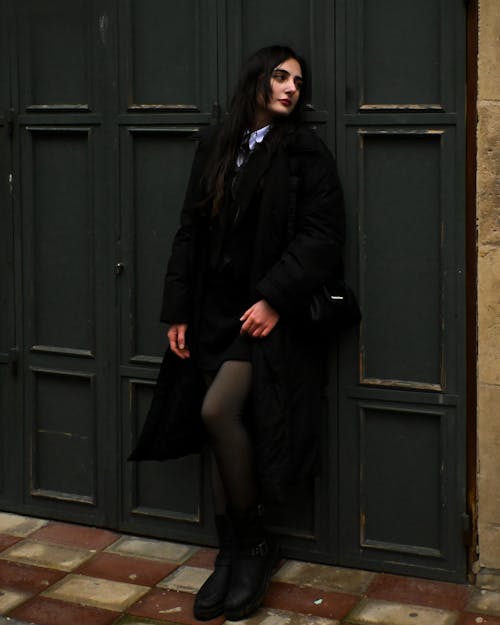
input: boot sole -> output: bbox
[193,601,225,621]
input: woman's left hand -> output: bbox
[240,299,280,338]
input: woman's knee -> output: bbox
[200,396,225,433]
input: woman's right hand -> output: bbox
[167,323,190,359]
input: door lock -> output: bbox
[115,262,125,275]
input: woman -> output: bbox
[130,45,345,621]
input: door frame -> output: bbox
[465,0,479,583]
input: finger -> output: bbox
[240,307,252,321]
[240,316,253,333]
[177,327,186,350]
[168,330,178,353]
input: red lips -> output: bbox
[279,98,292,106]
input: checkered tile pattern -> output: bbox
[0,512,494,625]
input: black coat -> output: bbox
[129,123,345,503]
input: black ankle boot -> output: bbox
[223,505,279,621]
[193,515,234,620]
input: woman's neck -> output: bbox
[251,113,273,131]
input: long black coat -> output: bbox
[129,123,345,503]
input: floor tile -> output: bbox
[467,590,500,616]
[10,595,118,625]
[0,616,30,625]
[185,547,217,570]
[107,536,196,563]
[0,588,30,614]
[43,573,149,611]
[367,573,471,610]
[157,565,212,593]
[0,539,93,571]
[456,613,500,624]
[346,598,457,625]
[476,572,500,592]
[0,513,47,537]
[0,536,22,553]
[114,614,176,625]
[30,522,119,550]
[0,560,65,593]
[76,552,178,586]
[224,606,339,624]
[128,588,224,624]
[263,581,358,620]
[273,560,375,594]
[115,616,177,625]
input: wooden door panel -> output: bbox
[340,396,461,575]
[29,369,96,503]
[126,379,202,521]
[120,128,199,363]
[17,0,92,111]
[22,128,95,355]
[226,0,334,116]
[360,403,446,554]
[346,0,457,112]
[356,130,446,389]
[121,0,217,112]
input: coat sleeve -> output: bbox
[159,128,214,324]
[255,138,345,316]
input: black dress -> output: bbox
[197,162,261,371]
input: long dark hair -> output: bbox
[203,45,309,213]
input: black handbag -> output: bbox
[309,276,361,330]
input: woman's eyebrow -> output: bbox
[273,68,303,80]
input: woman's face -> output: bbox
[256,57,303,125]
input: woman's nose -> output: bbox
[285,80,297,94]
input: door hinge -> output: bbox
[7,108,15,137]
[462,512,472,546]
[8,347,19,376]
[8,173,13,195]
[211,101,221,123]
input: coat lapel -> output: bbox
[230,139,280,231]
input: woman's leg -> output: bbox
[201,360,257,513]
[200,360,278,621]
[194,361,255,620]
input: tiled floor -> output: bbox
[0,512,497,625]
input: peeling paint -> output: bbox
[99,14,108,45]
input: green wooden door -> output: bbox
[0,0,468,581]
[0,0,18,507]
[336,0,468,580]
[6,0,118,525]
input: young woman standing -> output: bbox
[130,45,345,621]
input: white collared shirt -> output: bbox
[236,124,272,168]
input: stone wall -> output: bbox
[476,0,500,570]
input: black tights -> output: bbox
[201,361,257,515]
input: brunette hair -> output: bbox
[203,45,309,213]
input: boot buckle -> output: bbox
[250,541,268,557]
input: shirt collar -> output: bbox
[247,124,271,151]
